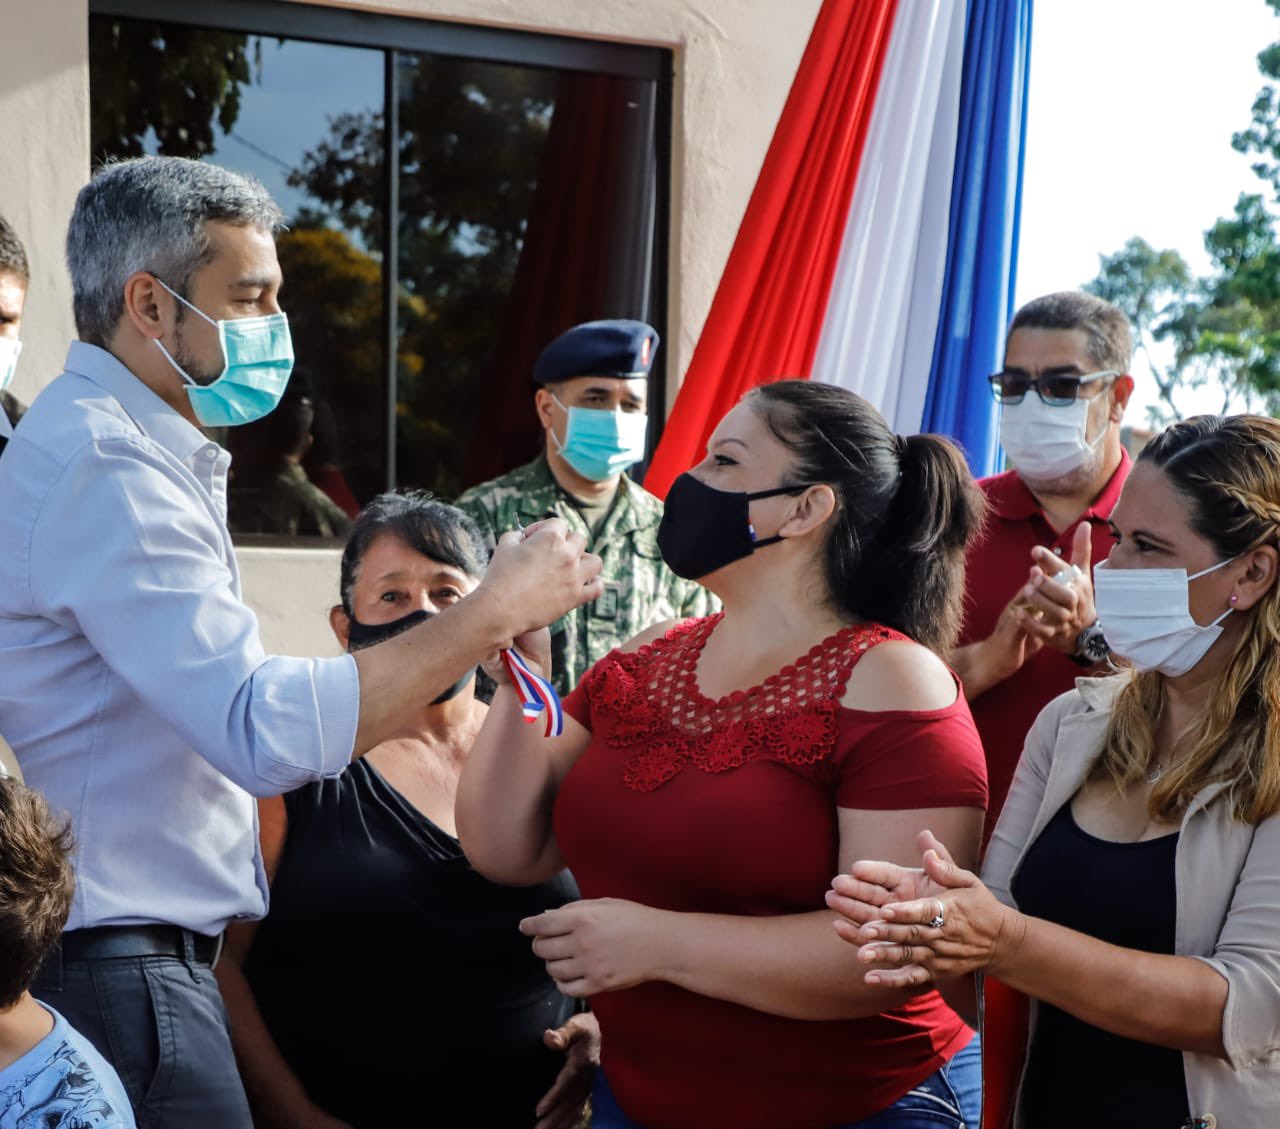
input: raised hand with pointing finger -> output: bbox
[1010,521,1100,658]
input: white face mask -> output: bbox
[0,336,21,394]
[999,394,1105,480]
[1093,556,1236,677]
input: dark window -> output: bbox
[88,0,671,540]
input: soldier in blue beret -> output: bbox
[456,319,715,694]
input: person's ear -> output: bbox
[534,387,559,432]
[121,272,174,341]
[330,605,352,650]
[1109,374,1135,422]
[778,484,837,539]
[1231,545,1278,611]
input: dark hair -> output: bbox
[0,213,29,284]
[0,779,74,1007]
[1099,415,1280,824]
[745,381,985,653]
[1008,291,1133,373]
[339,490,488,614]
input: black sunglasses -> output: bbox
[988,369,1118,407]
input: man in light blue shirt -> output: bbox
[0,157,603,1128]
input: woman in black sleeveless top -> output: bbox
[215,492,595,1129]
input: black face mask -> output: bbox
[656,472,810,581]
[346,609,475,704]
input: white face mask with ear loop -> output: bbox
[1093,555,1237,677]
[999,392,1110,481]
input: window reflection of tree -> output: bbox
[289,60,562,500]
[89,17,660,506]
[89,20,258,163]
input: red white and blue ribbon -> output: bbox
[500,647,564,738]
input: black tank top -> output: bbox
[1012,801,1188,1129]
[244,758,579,1128]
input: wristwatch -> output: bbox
[1071,621,1110,667]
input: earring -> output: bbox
[1230,594,1239,605]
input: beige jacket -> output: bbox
[983,674,1280,1129]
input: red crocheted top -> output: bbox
[556,615,988,1129]
[580,612,904,792]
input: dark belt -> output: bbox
[57,925,223,967]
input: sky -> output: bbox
[1015,0,1280,423]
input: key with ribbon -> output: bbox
[497,516,563,737]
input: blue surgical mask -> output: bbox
[152,277,294,428]
[0,336,21,394]
[551,393,648,482]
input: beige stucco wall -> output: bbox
[0,0,86,407]
[0,0,820,655]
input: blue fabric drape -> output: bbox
[921,0,1034,476]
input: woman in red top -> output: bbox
[457,381,988,1129]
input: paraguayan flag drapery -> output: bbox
[646,0,1034,495]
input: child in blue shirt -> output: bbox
[0,776,134,1127]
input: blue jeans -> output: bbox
[590,1032,981,1128]
[31,949,252,1129]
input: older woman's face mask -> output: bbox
[346,608,475,703]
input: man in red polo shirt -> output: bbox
[952,291,1135,840]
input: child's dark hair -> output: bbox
[745,381,985,652]
[0,778,75,1008]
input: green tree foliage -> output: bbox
[1086,195,1280,424]
[1233,0,1280,195]
[1088,2,1280,424]
[89,16,259,163]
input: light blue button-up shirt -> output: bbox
[0,342,360,934]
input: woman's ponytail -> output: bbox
[851,434,984,652]
[746,382,984,654]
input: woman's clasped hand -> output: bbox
[827,829,1026,988]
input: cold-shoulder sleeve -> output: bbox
[834,695,988,811]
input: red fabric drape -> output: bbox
[468,73,621,485]
[466,73,631,487]
[645,0,900,498]
[983,977,1031,1129]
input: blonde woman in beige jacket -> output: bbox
[828,414,1280,1129]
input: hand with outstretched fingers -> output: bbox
[829,830,1027,988]
[534,1011,601,1129]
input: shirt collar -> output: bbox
[991,448,1132,524]
[64,340,216,466]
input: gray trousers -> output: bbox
[31,947,253,1129]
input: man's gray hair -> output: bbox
[66,156,285,347]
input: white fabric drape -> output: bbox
[809,0,967,435]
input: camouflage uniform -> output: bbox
[456,454,715,695]
[228,461,352,539]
